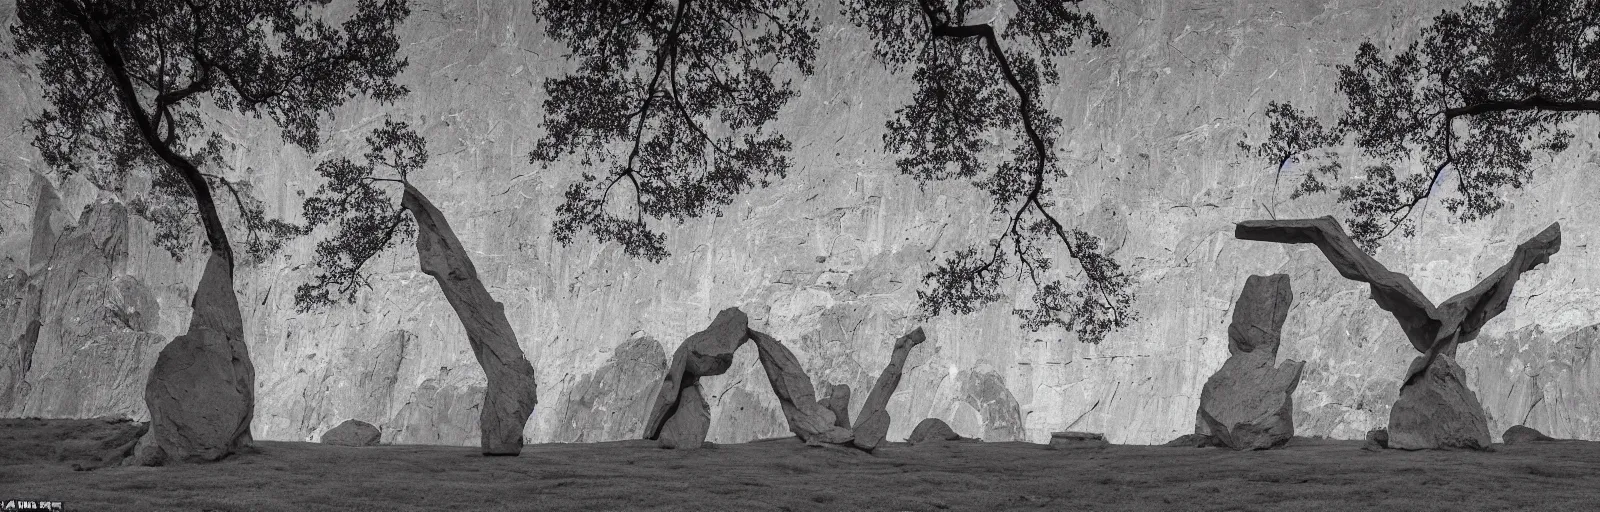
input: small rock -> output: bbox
[1163,433,1219,448]
[1503,425,1556,445]
[1363,428,1389,451]
[321,420,382,447]
[907,418,962,444]
[820,384,851,430]
[1049,431,1108,450]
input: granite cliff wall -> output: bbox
[1,0,1596,446]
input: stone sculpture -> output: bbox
[1236,217,1561,450]
[851,328,927,451]
[1196,274,1305,450]
[750,329,855,445]
[646,309,930,451]
[643,307,751,443]
[132,252,255,466]
[404,185,540,456]
[322,419,382,447]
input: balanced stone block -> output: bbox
[1388,354,1491,450]
[1196,274,1303,450]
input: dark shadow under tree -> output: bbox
[1240,0,1599,253]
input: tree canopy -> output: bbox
[532,1,1135,343]
[1240,0,1598,252]
[294,119,425,310]
[529,0,822,262]
[842,0,1133,343]
[11,0,412,266]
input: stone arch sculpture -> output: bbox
[1235,216,1560,450]
[643,307,925,452]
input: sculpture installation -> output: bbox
[1236,217,1561,449]
[645,308,925,451]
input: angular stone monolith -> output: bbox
[820,384,852,430]
[643,308,749,441]
[750,329,854,445]
[852,328,927,451]
[322,419,382,447]
[1196,275,1304,450]
[403,185,538,456]
[1236,217,1560,450]
[1387,354,1491,450]
[657,382,711,450]
[134,252,254,465]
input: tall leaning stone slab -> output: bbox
[1197,274,1304,450]
[403,184,538,456]
[134,251,254,465]
[852,327,927,452]
[1236,217,1560,450]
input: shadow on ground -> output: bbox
[1,418,1597,511]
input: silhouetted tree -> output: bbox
[11,0,411,462]
[294,119,423,309]
[1240,0,1598,252]
[12,0,411,265]
[533,1,1135,343]
[842,0,1133,343]
[528,0,822,261]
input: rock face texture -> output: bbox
[136,252,255,465]
[1197,275,1304,450]
[402,185,538,456]
[322,419,382,447]
[1238,218,1560,450]
[3,1,1599,448]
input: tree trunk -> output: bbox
[401,184,539,455]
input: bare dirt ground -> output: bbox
[2,418,1598,511]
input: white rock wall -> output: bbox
[2,0,1596,446]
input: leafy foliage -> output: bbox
[842,0,1133,343]
[1240,0,1597,252]
[11,0,412,265]
[294,119,424,311]
[530,0,821,261]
